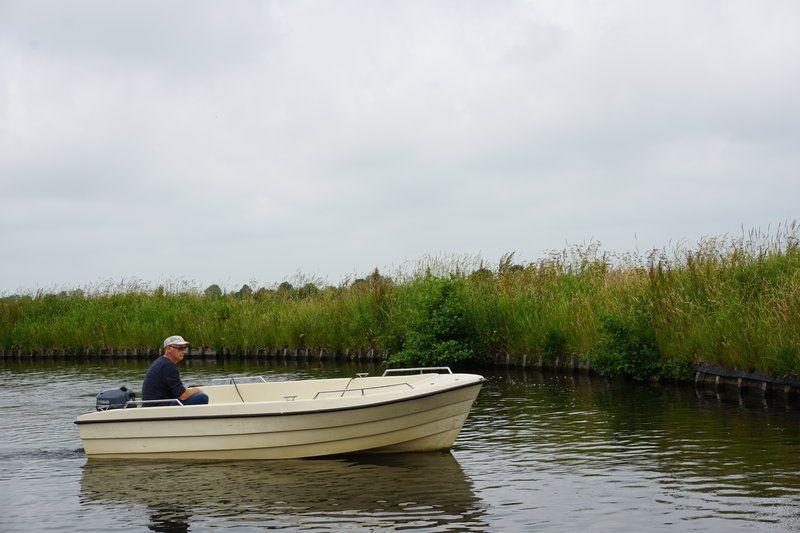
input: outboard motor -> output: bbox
[96,386,136,411]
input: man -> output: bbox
[141,335,209,406]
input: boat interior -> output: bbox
[184,368,466,406]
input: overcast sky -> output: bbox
[1,1,798,292]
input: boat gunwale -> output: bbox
[75,378,485,426]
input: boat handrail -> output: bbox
[382,367,452,376]
[313,382,414,399]
[121,399,184,409]
[210,376,269,386]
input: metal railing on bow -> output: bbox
[381,367,452,376]
[313,382,414,399]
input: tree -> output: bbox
[298,283,319,299]
[277,281,294,293]
[254,287,273,301]
[204,284,223,299]
[236,284,253,299]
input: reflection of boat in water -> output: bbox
[76,368,485,460]
[80,453,486,531]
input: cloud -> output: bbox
[1,0,799,291]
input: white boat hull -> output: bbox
[77,372,484,459]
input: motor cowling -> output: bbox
[96,386,136,411]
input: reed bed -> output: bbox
[2,225,799,379]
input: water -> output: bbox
[2,358,800,531]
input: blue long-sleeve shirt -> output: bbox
[141,356,186,406]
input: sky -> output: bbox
[1,1,799,293]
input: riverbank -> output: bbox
[2,227,799,381]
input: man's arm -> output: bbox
[163,364,188,400]
[163,361,204,401]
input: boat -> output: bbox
[75,367,485,459]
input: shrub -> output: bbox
[388,275,477,367]
[591,300,690,380]
[543,330,568,362]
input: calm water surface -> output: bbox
[2,358,800,531]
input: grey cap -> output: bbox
[163,335,190,348]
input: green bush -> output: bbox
[591,300,691,380]
[387,276,478,367]
[543,330,568,362]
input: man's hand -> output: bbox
[178,387,204,401]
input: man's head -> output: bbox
[163,335,190,363]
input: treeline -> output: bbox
[2,226,799,380]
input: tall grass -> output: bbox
[2,225,799,379]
